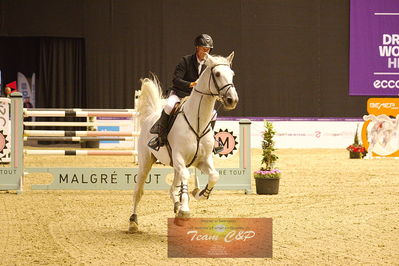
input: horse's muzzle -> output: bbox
[222,86,239,110]
[224,96,238,110]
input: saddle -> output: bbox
[151,97,188,167]
[164,97,188,137]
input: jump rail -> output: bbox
[24,150,138,156]
[24,121,134,127]
[24,130,140,137]
[24,136,136,142]
[24,110,139,118]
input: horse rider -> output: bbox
[148,33,223,152]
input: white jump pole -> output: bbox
[24,150,138,156]
[24,136,136,142]
[24,110,139,118]
[24,130,140,137]
[23,121,134,127]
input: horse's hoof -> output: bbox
[128,221,139,233]
[128,214,139,233]
[174,218,186,226]
[174,211,190,226]
[174,202,181,213]
[176,210,190,219]
[191,188,200,200]
[192,189,208,201]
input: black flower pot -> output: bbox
[255,178,280,195]
[349,151,362,159]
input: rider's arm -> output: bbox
[172,57,191,90]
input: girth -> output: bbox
[162,97,213,168]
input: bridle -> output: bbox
[194,64,235,104]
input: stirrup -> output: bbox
[148,136,161,151]
[213,139,224,154]
[213,145,224,154]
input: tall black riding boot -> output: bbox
[211,120,224,154]
[148,110,170,151]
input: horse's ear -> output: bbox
[227,51,235,66]
[204,53,214,66]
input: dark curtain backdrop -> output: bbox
[38,37,85,108]
[0,0,369,117]
[0,37,39,91]
[0,37,85,108]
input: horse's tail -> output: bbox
[137,74,163,125]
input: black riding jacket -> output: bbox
[171,54,205,98]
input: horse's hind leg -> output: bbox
[192,157,219,201]
[129,151,156,233]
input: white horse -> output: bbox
[129,52,238,232]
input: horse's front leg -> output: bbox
[192,157,219,201]
[174,163,191,218]
[170,169,182,213]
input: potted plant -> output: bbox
[254,120,281,195]
[346,124,367,159]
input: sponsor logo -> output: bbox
[373,80,399,89]
[367,98,399,116]
[0,132,5,151]
[369,102,399,110]
[213,129,238,158]
[0,130,10,162]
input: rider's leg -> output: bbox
[148,93,180,150]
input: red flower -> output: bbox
[346,144,365,153]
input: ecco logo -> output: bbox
[373,80,399,89]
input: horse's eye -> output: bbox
[215,72,220,77]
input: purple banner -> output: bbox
[349,0,399,96]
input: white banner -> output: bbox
[17,72,35,108]
[217,120,363,149]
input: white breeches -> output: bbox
[164,91,217,121]
[164,93,180,115]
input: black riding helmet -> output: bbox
[194,34,214,50]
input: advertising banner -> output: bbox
[361,98,399,157]
[17,72,35,108]
[349,0,399,95]
[168,218,272,258]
